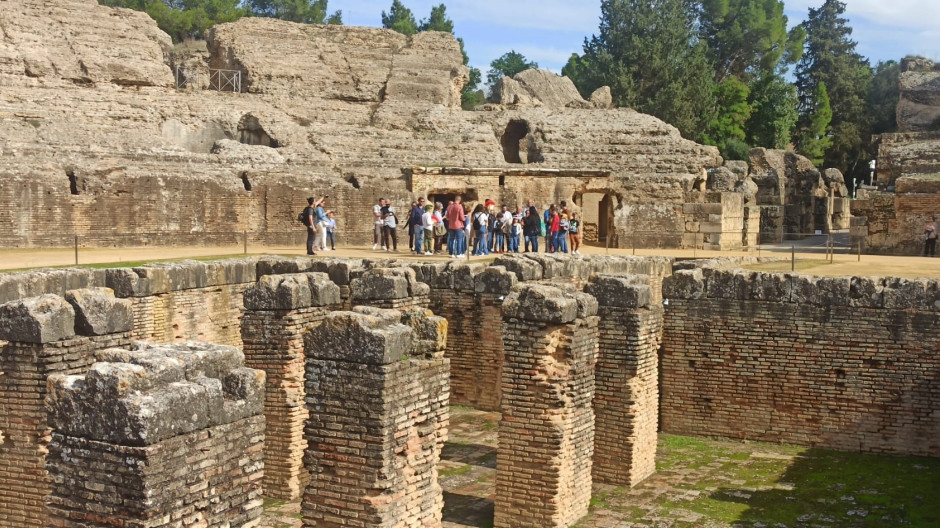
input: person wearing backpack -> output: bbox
[471,204,489,256]
[523,206,541,252]
[302,195,325,256]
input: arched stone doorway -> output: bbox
[575,192,619,247]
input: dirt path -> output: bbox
[0,243,937,279]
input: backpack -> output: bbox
[488,213,497,232]
[298,206,311,226]
[472,213,481,231]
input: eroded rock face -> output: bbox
[0,2,722,251]
[490,69,592,109]
[897,57,940,132]
[0,0,172,87]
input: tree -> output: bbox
[699,0,802,83]
[249,0,341,24]
[418,4,453,33]
[745,70,798,149]
[868,60,900,135]
[794,0,872,174]
[486,51,538,88]
[704,77,753,160]
[565,0,716,140]
[99,0,247,42]
[795,81,833,165]
[381,0,417,36]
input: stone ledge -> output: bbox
[0,294,76,343]
[585,274,652,308]
[503,283,597,323]
[47,341,264,446]
[65,287,133,336]
[243,272,340,310]
[305,309,413,365]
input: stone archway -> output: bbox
[576,191,619,246]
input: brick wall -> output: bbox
[0,290,132,528]
[661,269,940,456]
[302,309,449,527]
[44,342,265,528]
[586,275,662,487]
[496,284,599,528]
[241,272,342,500]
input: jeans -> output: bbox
[509,234,520,252]
[305,225,316,254]
[474,229,489,255]
[553,231,568,253]
[495,232,504,251]
[525,235,539,252]
[448,228,466,256]
[414,228,424,254]
[326,230,335,250]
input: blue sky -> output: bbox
[337,0,940,79]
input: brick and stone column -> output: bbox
[45,342,266,528]
[302,307,449,527]
[350,267,430,310]
[584,274,663,486]
[241,272,341,500]
[496,284,599,528]
[0,289,132,528]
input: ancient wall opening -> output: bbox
[576,191,619,246]
[238,114,279,147]
[501,119,543,164]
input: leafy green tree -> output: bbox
[868,60,899,135]
[99,0,247,42]
[486,50,538,88]
[418,4,453,33]
[794,0,872,174]
[699,0,802,82]
[565,0,716,140]
[795,81,833,165]
[249,0,341,24]
[704,77,752,159]
[381,0,417,36]
[745,69,798,149]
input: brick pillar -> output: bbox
[350,267,430,310]
[585,274,662,486]
[241,272,341,500]
[302,307,449,527]
[0,289,132,528]
[45,342,266,528]
[496,284,599,528]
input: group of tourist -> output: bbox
[302,196,338,256]
[370,195,584,258]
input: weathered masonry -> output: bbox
[45,342,266,528]
[1,254,939,527]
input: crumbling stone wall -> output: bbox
[45,342,265,527]
[496,284,599,528]
[302,308,449,527]
[852,176,940,254]
[350,267,431,310]
[0,289,132,528]
[241,272,342,500]
[585,275,662,487]
[661,268,940,456]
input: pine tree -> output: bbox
[794,0,872,173]
[795,81,833,165]
[381,0,417,36]
[564,0,716,140]
[486,51,538,88]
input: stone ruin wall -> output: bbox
[1,254,939,526]
[661,268,940,456]
[854,57,940,253]
[1,0,848,252]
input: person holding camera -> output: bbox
[303,195,326,256]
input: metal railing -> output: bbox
[174,66,242,93]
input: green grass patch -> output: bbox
[439,464,472,477]
[262,498,286,510]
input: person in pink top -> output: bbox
[445,196,467,257]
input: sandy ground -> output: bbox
[0,242,937,278]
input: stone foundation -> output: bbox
[45,342,265,527]
[302,308,449,527]
[496,284,599,528]
[0,289,132,528]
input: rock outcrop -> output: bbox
[490,68,592,109]
[897,56,940,132]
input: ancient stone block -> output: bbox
[244,273,313,310]
[474,265,517,295]
[662,269,706,300]
[0,294,75,344]
[45,342,264,528]
[493,254,543,281]
[64,288,133,336]
[585,274,652,308]
[305,310,412,365]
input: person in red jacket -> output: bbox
[445,196,467,258]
